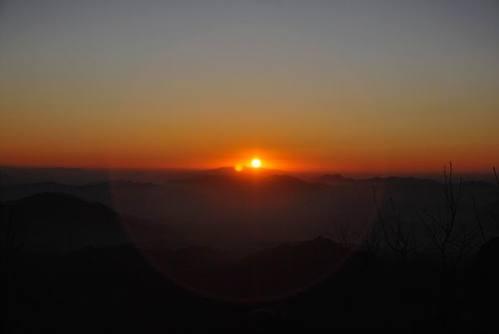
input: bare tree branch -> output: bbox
[471,194,487,244]
[493,166,499,188]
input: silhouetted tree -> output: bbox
[328,219,358,246]
[493,166,499,188]
[372,188,415,263]
[420,162,475,267]
[363,221,382,260]
[418,162,481,329]
[470,166,499,246]
[471,194,487,244]
[492,166,499,226]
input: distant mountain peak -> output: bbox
[318,174,354,184]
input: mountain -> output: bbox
[171,170,322,191]
[2,170,498,251]
[318,174,355,185]
[236,236,352,296]
[1,193,129,252]
[142,235,352,301]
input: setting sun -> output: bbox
[250,158,262,169]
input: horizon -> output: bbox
[1,163,498,182]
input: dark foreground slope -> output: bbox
[3,193,499,333]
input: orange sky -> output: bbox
[1,1,499,173]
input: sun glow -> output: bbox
[233,156,266,172]
[250,158,262,169]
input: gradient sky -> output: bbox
[1,0,498,173]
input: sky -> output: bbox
[1,0,498,173]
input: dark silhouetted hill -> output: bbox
[1,193,128,252]
[153,236,352,301]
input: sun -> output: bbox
[250,158,262,169]
[234,157,264,172]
